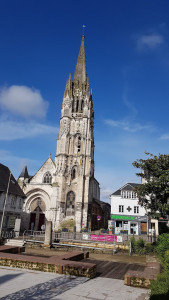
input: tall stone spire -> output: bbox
[73,35,87,84]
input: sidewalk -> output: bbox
[0,266,150,300]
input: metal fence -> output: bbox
[22,230,157,245]
[1,229,15,239]
[23,230,45,243]
[53,232,126,244]
[52,231,158,244]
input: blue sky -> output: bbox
[1,0,169,203]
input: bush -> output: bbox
[163,250,169,272]
[130,236,137,253]
[130,237,146,255]
[136,238,145,255]
[150,272,169,299]
[150,235,169,299]
[145,243,155,254]
[59,218,75,232]
[156,233,169,261]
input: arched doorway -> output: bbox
[29,198,46,231]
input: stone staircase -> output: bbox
[5,239,25,247]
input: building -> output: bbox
[91,199,110,230]
[110,183,148,235]
[0,164,25,233]
[18,36,101,232]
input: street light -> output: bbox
[0,171,11,238]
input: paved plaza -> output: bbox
[0,266,150,300]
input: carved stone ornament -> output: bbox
[63,98,71,108]
[60,119,70,137]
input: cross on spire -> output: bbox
[82,25,86,36]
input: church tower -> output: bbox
[18,36,100,233]
[54,36,96,232]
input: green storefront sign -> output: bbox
[111,215,135,221]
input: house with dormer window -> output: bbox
[109,183,148,235]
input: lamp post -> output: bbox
[0,171,11,238]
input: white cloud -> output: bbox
[159,134,169,140]
[0,118,58,140]
[104,119,154,133]
[136,34,164,51]
[0,85,48,119]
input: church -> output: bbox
[18,36,104,232]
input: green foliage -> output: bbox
[132,152,169,218]
[130,236,137,253]
[156,233,169,262]
[164,250,169,272]
[130,237,146,254]
[149,235,169,299]
[145,243,155,254]
[59,218,75,232]
[131,237,155,255]
[135,238,145,255]
[150,272,169,299]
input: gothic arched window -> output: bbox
[81,100,84,111]
[66,191,75,216]
[72,167,76,180]
[43,171,52,184]
[77,136,81,153]
[76,100,79,112]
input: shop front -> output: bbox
[111,214,148,235]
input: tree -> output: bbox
[132,152,169,218]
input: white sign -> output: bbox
[117,236,122,243]
[83,234,89,240]
[14,219,21,232]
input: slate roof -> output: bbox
[18,165,29,179]
[110,183,141,196]
[0,163,26,197]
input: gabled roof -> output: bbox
[110,182,141,196]
[0,163,26,197]
[29,154,55,182]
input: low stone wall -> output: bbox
[124,256,160,288]
[0,249,96,279]
[57,241,129,252]
[0,245,25,254]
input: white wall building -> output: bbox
[110,183,148,235]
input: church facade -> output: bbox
[18,36,100,232]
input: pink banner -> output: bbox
[89,234,98,241]
[88,234,117,242]
[98,235,106,242]
[106,235,117,242]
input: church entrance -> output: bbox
[29,198,46,231]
